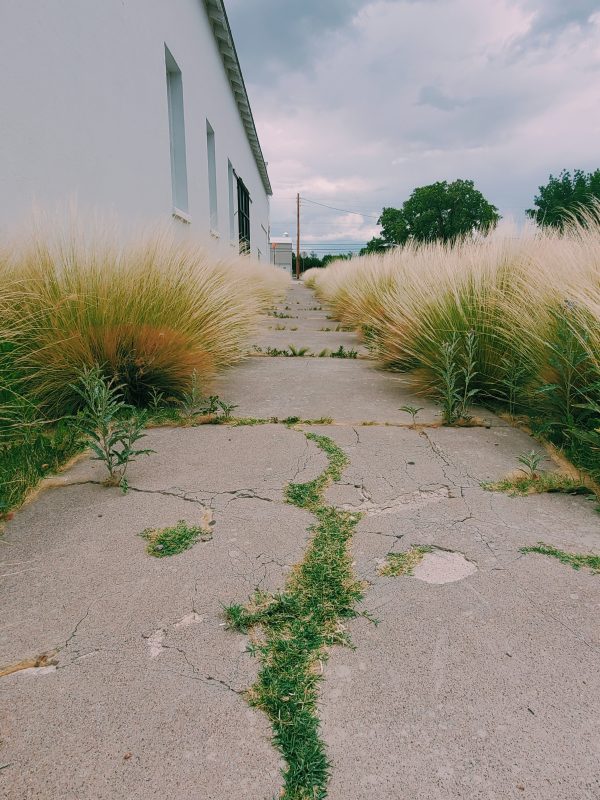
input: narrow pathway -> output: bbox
[1,281,598,799]
[218,280,600,800]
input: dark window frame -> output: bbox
[237,177,251,254]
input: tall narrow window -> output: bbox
[206,121,218,230]
[228,160,236,242]
[237,177,250,254]
[165,46,189,216]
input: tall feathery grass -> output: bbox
[1,224,289,412]
[310,215,600,480]
[0,221,288,511]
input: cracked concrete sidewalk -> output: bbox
[1,280,599,799]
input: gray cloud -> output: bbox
[226,0,600,248]
[418,85,464,111]
[226,0,368,78]
[523,0,599,40]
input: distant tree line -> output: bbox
[293,251,354,272]
[359,169,600,256]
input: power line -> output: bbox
[300,198,380,220]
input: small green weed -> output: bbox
[517,450,546,477]
[72,367,153,492]
[520,543,600,574]
[330,346,358,359]
[400,405,424,427]
[484,472,593,498]
[256,346,313,358]
[378,546,432,577]
[178,373,238,422]
[288,345,310,357]
[227,417,276,427]
[141,520,212,558]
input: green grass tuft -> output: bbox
[520,543,600,574]
[483,471,594,498]
[140,520,211,558]
[0,421,84,515]
[226,431,361,800]
[378,546,433,577]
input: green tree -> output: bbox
[322,253,353,266]
[526,169,600,229]
[360,237,388,256]
[371,179,500,247]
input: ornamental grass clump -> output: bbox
[310,213,600,479]
[0,222,289,413]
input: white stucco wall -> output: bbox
[0,0,270,257]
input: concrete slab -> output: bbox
[0,425,327,800]
[304,424,600,800]
[248,331,367,356]
[258,318,355,333]
[214,359,448,424]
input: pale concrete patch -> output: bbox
[412,550,477,584]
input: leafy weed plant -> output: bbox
[400,405,424,427]
[433,332,479,425]
[72,367,153,491]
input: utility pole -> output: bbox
[296,192,301,280]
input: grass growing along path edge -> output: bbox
[520,543,600,574]
[225,431,364,800]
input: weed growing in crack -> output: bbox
[330,346,358,359]
[72,367,153,492]
[378,546,432,577]
[141,520,212,557]
[226,417,277,427]
[520,543,600,574]
[178,372,238,423]
[517,449,546,477]
[255,346,313,358]
[225,432,363,800]
[483,472,593,499]
[483,450,597,501]
[288,345,311,357]
[400,405,424,427]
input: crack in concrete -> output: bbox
[341,486,450,516]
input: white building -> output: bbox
[270,236,293,275]
[0,0,272,259]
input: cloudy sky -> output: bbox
[227,0,600,254]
